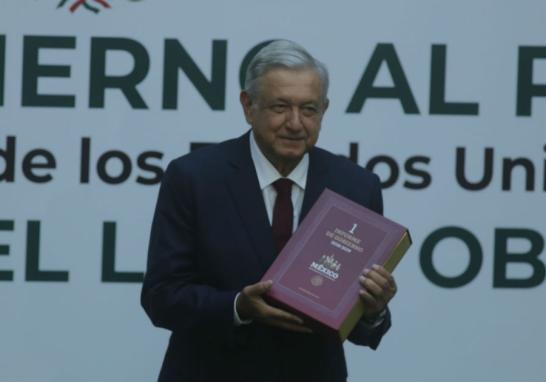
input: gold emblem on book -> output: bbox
[311,275,323,286]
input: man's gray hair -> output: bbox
[244,40,329,101]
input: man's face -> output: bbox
[240,68,329,175]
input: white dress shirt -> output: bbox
[249,130,308,230]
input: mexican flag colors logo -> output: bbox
[57,0,112,14]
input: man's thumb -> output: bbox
[247,280,273,296]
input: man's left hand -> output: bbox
[358,264,397,321]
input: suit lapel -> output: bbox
[225,132,277,271]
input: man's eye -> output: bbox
[271,104,288,113]
[302,106,318,116]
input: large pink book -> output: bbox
[261,188,411,341]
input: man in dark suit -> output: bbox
[141,40,397,382]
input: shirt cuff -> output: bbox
[233,292,253,326]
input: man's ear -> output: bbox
[240,91,254,124]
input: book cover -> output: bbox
[262,188,411,340]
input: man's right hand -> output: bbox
[236,280,312,333]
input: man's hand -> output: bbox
[358,265,397,321]
[236,280,312,333]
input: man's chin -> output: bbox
[277,141,308,154]
[276,147,306,161]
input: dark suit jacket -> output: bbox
[141,132,391,382]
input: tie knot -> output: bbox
[273,178,293,197]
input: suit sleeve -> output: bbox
[141,160,237,335]
[347,172,392,349]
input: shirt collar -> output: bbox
[249,130,308,191]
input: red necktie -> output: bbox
[272,178,294,254]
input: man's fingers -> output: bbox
[253,299,311,332]
[260,304,305,325]
[243,280,273,297]
[371,265,397,291]
[359,289,378,307]
[361,266,397,297]
[358,265,398,316]
[239,280,312,333]
[359,275,384,298]
[363,269,389,289]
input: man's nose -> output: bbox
[285,106,304,130]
